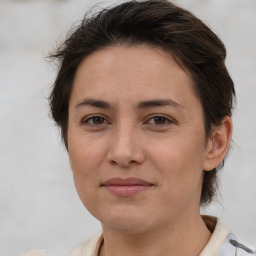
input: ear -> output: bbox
[203,116,233,171]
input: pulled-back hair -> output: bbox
[49,0,235,206]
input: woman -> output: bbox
[22,0,255,255]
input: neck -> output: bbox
[99,213,212,256]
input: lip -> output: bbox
[102,177,153,186]
[101,177,153,197]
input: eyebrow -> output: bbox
[75,98,184,110]
[76,98,111,109]
[137,99,184,109]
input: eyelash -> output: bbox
[81,114,174,127]
[81,115,109,126]
[146,115,174,126]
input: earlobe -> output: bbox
[203,116,233,171]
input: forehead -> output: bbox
[70,45,199,110]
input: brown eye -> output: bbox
[91,117,105,124]
[82,116,108,125]
[147,115,173,126]
[154,117,167,125]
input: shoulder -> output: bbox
[200,215,256,256]
[69,240,91,256]
[19,250,45,256]
[219,233,256,256]
[69,231,103,256]
[18,232,102,256]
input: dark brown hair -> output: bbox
[49,0,235,206]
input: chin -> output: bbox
[97,206,154,234]
[103,219,152,234]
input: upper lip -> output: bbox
[102,177,153,186]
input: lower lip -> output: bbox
[103,185,152,197]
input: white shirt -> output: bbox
[21,215,256,256]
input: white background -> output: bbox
[0,0,255,255]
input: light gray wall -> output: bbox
[0,0,255,255]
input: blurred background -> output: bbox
[0,0,255,255]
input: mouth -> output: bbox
[101,177,154,197]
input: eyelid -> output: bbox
[81,114,111,125]
[80,114,175,126]
[145,114,175,125]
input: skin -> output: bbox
[67,45,232,256]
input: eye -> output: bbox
[146,115,173,126]
[82,115,109,126]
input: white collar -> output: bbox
[70,215,230,256]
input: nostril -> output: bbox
[106,135,145,167]
[108,158,138,168]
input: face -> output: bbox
[68,45,212,234]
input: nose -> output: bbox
[106,123,145,168]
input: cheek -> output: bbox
[67,133,113,219]
[68,134,105,197]
[68,130,105,170]
[150,132,205,170]
[68,144,101,215]
[149,133,205,196]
